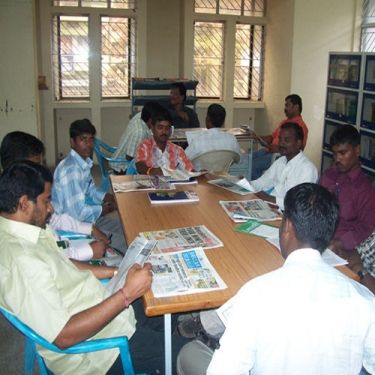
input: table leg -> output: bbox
[164,313,172,375]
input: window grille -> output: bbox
[361,0,375,51]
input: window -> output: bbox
[193,0,265,101]
[361,0,375,51]
[51,0,136,101]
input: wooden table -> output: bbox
[111,175,357,374]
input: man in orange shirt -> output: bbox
[252,94,308,179]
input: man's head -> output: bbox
[150,106,173,149]
[278,122,303,161]
[284,94,302,118]
[330,125,360,174]
[170,82,187,107]
[206,104,226,129]
[280,183,339,258]
[0,161,54,228]
[0,131,45,169]
[70,119,96,160]
[141,102,166,129]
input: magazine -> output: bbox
[112,175,175,193]
[148,191,199,205]
[208,176,254,195]
[140,225,223,253]
[220,199,282,222]
[149,247,227,298]
[234,220,279,239]
[106,236,157,294]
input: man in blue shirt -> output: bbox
[52,119,127,253]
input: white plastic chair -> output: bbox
[191,150,240,173]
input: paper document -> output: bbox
[161,167,206,181]
[235,178,255,193]
[112,176,175,193]
[321,249,348,266]
[235,220,279,239]
[208,176,254,195]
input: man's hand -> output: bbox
[91,225,108,241]
[122,263,153,303]
[89,240,107,259]
[103,193,116,205]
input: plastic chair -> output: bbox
[125,159,138,175]
[191,150,240,173]
[94,138,129,191]
[0,306,144,375]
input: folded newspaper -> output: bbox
[208,176,254,195]
[149,247,227,298]
[161,167,207,182]
[106,236,157,294]
[112,175,175,193]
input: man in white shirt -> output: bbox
[177,183,375,375]
[250,122,318,210]
[185,104,241,170]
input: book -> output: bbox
[140,225,223,253]
[148,191,199,205]
[208,176,254,195]
[220,199,282,222]
[234,219,279,239]
[112,175,175,193]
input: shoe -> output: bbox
[177,316,205,338]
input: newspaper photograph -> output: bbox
[112,175,175,193]
[149,247,227,298]
[140,225,223,253]
[220,199,282,222]
[208,176,254,195]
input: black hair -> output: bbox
[70,119,96,139]
[330,124,360,147]
[150,104,172,125]
[285,94,303,113]
[207,104,226,128]
[0,161,53,214]
[141,102,165,123]
[0,131,45,169]
[283,183,339,252]
[280,122,304,141]
[171,82,187,101]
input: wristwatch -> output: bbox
[357,269,368,281]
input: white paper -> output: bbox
[321,249,348,266]
[235,178,255,192]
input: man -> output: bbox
[185,103,241,170]
[0,161,188,374]
[0,130,108,261]
[169,82,200,129]
[178,183,375,375]
[52,119,127,253]
[249,122,317,210]
[135,106,193,175]
[110,102,161,173]
[320,125,375,252]
[252,94,308,179]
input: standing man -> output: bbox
[320,124,375,252]
[252,94,308,179]
[177,183,375,375]
[135,106,193,175]
[185,103,241,170]
[52,119,127,253]
[169,82,200,129]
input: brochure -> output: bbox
[149,247,227,298]
[140,225,223,253]
[208,176,254,195]
[234,220,279,239]
[148,191,199,205]
[106,236,157,294]
[112,175,175,193]
[220,199,282,222]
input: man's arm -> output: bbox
[135,161,163,175]
[53,263,152,349]
[70,260,116,279]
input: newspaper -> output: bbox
[161,167,207,181]
[208,176,254,195]
[149,247,227,297]
[106,236,157,294]
[235,220,279,239]
[220,199,282,222]
[112,175,175,193]
[140,225,223,253]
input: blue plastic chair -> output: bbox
[0,306,144,375]
[94,138,129,191]
[125,159,138,175]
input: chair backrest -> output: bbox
[192,150,240,173]
[0,306,140,375]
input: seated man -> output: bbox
[0,130,108,261]
[178,183,375,375]
[0,161,188,374]
[252,94,308,179]
[169,82,200,129]
[52,119,127,253]
[185,103,241,170]
[110,102,161,173]
[320,125,375,252]
[248,122,317,210]
[135,105,193,175]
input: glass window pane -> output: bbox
[81,0,107,8]
[193,22,224,98]
[219,0,241,16]
[111,0,136,9]
[194,0,217,14]
[52,15,89,100]
[243,0,265,17]
[53,1,78,6]
[361,27,375,52]
[101,17,135,98]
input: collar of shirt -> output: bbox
[0,216,42,244]
[334,165,362,182]
[70,149,93,171]
[284,247,322,267]
[149,136,172,152]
